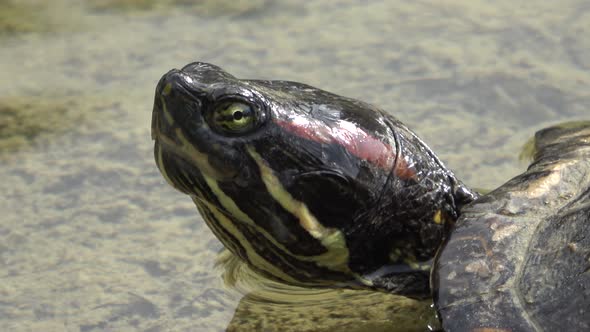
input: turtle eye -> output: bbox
[209,101,257,135]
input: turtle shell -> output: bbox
[432,122,590,331]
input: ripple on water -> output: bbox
[216,251,441,332]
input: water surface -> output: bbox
[1,1,588,331]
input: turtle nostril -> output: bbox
[165,70,196,92]
[161,82,173,96]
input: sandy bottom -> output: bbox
[0,0,588,331]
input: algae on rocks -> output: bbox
[0,95,117,156]
[0,0,53,35]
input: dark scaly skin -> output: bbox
[432,122,590,331]
[151,62,476,297]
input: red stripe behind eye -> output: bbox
[273,118,416,179]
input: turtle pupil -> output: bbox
[208,101,261,135]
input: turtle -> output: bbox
[432,122,590,331]
[150,62,590,330]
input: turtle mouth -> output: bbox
[151,88,194,170]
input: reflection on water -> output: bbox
[216,251,440,331]
[1,0,589,331]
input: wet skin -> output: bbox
[152,62,476,296]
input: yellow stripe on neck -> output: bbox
[247,146,350,273]
[194,193,304,285]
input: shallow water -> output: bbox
[1,0,589,331]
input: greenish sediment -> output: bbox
[88,0,158,12]
[0,95,116,156]
[0,0,83,35]
[519,135,538,163]
[87,0,267,16]
[519,120,590,162]
[0,0,48,35]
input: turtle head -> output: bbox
[152,62,476,296]
[151,62,267,185]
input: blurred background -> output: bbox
[1,1,588,331]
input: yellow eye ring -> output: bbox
[209,101,258,135]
